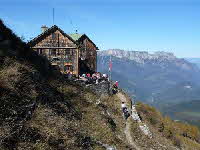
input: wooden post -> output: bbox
[76,48,79,77]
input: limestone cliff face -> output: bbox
[98,49,176,63]
[98,49,198,71]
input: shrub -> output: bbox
[172,135,182,148]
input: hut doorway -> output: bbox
[79,58,94,75]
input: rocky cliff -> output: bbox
[98,49,198,71]
[99,49,176,63]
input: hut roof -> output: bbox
[27,25,76,47]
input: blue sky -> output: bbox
[1,0,200,58]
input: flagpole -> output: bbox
[109,55,112,94]
[110,55,112,81]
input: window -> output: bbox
[51,49,56,56]
[71,49,73,55]
[57,49,60,55]
[36,49,41,54]
[52,57,60,62]
[65,50,70,55]
[64,65,69,71]
[70,65,73,71]
[64,65,73,72]
[37,49,45,55]
[61,40,65,47]
[52,33,56,40]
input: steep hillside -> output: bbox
[98,49,200,103]
[1,20,200,150]
[136,102,200,150]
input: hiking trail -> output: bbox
[117,92,140,150]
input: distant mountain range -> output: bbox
[185,58,200,69]
[97,49,200,104]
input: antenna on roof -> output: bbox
[65,12,78,33]
[53,8,55,25]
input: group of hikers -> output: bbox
[65,71,120,94]
[80,72,109,84]
[66,71,130,119]
[79,72,130,120]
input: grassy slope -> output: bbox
[136,102,200,150]
[0,57,133,150]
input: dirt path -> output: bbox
[117,92,127,103]
[125,119,141,150]
[117,92,141,150]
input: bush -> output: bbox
[136,102,162,126]
[172,135,182,148]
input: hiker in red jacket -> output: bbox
[113,81,118,89]
[115,81,118,88]
[112,81,119,94]
[86,73,91,78]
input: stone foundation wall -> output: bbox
[87,81,111,96]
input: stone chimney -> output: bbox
[41,25,48,33]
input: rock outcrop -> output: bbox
[99,49,176,64]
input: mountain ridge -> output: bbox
[185,58,200,69]
[99,49,199,71]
